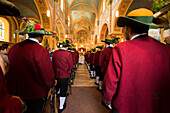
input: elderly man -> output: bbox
[102,8,170,113]
[7,22,55,113]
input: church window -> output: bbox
[0,20,4,39]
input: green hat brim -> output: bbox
[15,28,53,35]
[28,30,53,35]
[152,17,169,28]
[117,16,158,28]
[102,40,113,44]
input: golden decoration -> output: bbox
[81,7,85,10]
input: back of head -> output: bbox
[126,22,149,34]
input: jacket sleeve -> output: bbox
[99,50,105,67]
[102,47,122,105]
[68,53,74,71]
[93,53,96,66]
[34,48,55,90]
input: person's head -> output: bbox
[2,44,10,53]
[117,8,161,40]
[28,34,44,43]
[123,23,149,40]
[96,46,103,51]
[0,45,8,54]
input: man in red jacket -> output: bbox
[7,22,55,113]
[89,48,96,78]
[103,8,170,113]
[52,39,74,113]
[98,36,115,92]
[93,46,103,85]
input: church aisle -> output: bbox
[62,64,111,113]
[73,64,96,87]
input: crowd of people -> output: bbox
[0,19,79,113]
[0,2,170,113]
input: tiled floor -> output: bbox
[73,64,96,87]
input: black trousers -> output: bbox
[56,78,69,97]
[95,66,101,77]
[90,64,95,71]
[23,95,47,113]
[99,72,105,81]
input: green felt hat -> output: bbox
[117,8,164,28]
[14,21,53,35]
[102,35,118,44]
[91,48,96,52]
[96,45,103,49]
[57,39,73,47]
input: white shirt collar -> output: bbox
[131,33,147,40]
[59,48,67,51]
[28,38,39,44]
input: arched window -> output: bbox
[0,20,4,39]
[61,0,63,12]
[103,0,105,12]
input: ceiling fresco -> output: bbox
[8,0,40,19]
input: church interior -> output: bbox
[0,0,170,113]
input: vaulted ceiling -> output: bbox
[8,0,40,20]
[67,0,99,45]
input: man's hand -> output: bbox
[54,80,57,86]
[165,36,170,45]
[11,96,24,105]
[101,101,112,110]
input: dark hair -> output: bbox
[126,21,149,34]
[0,46,7,50]
[2,44,9,48]
[28,34,43,38]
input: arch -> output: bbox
[56,21,65,40]
[34,0,52,30]
[69,3,97,14]
[100,23,108,41]
[72,19,92,28]
[112,0,133,34]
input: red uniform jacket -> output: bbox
[52,49,73,78]
[7,39,55,100]
[73,52,77,65]
[87,53,90,63]
[99,47,113,73]
[89,53,95,65]
[74,52,78,64]
[93,51,101,67]
[0,68,22,113]
[84,53,88,61]
[103,36,170,113]
[70,52,76,65]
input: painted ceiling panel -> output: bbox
[71,11,81,21]
[92,0,99,9]
[75,14,90,22]
[14,3,39,19]
[70,0,95,9]
[14,0,39,16]
[67,0,73,7]
[85,12,95,23]
[71,5,94,12]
